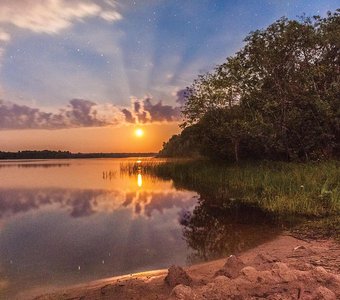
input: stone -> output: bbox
[251,252,280,270]
[272,262,297,282]
[212,275,231,285]
[169,284,195,300]
[240,266,260,282]
[312,266,336,284]
[215,255,246,279]
[312,286,336,300]
[165,265,192,288]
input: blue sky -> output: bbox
[1,1,338,107]
[0,0,338,151]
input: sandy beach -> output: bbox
[32,233,340,300]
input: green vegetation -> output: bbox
[125,160,340,217]
[160,10,340,162]
[121,159,340,259]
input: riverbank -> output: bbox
[124,159,340,217]
[33,234,340,300]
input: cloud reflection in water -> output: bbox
[0,184,197,298]
[0,187,196,219]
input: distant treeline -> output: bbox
[0,150,156,160]
[159,10,340,162]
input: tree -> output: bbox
[158,124,202,157]
[161,10,340,161]
[199,106,251,162]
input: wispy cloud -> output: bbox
[0,30,10,42]
[0,0,122,34]
[0,0,121,72]
[0,29,10,70]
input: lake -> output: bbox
[0,158,280,299]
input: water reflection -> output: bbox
[102,170,117,180]
[0,158,288,299]
[0,159,197,298]
[180,198,282,263]
[143,162,297,264]
[137,173,143,188]
[0,162,70,169]
[0,188,196,219]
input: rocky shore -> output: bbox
[34,235,340,300]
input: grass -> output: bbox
[121,159,340,217]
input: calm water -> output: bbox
[0,158,280,299]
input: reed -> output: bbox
[121,159,340,217]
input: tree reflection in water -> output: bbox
[180,196,283,263]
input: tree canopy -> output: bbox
[160,10,340,161]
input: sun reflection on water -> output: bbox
[137,173,142,187]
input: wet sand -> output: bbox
[33,233,340,300]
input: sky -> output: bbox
[0,0,338,152]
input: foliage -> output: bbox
[124,159,340,217]
[158,124,202,157]
[164,10,340,161]
[122,159,340,256]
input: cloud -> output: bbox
[0,0,122,34]
[99,10,122,22]
[121,108,135,123]
[0,30,10,70]
[0,96,182,130]
[0,99,124,129]
[122,97,182,124]
[175,88,188,106]
[0,30,10,42]
[65,99,105,127]
[0,1,121,72]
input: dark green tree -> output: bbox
[161,10,340,161]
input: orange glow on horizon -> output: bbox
[0,123,181,153]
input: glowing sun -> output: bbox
[135,128,144,137]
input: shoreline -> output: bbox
[32,233,340,300]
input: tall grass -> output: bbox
[121,159,340,217]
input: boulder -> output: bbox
[240,266,260,283]
[312,286,336,300]
[169,284,196,300]
[215,255,246,279]
[251,252,280,270]
[272,262,297,282]
[165,265,192,288]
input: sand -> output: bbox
[33,233,340,300]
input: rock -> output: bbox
[165,265,192,288]
[291,262,314,271]
[240,266,260,283]
[169,284,196,300]
[312,266,336,284]
[312,286,336,300]
[212,275,231,285]
[272,262,297,282]
[251,252,280,270]
[215,255,246,279]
